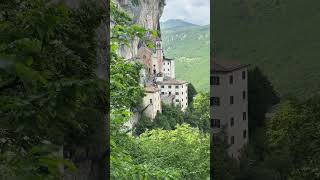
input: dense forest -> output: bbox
[213,0,320,99]
[0,0,107,179]
[212,0,320,179]
[110,1,210,179]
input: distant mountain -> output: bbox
[160,19,199,30]
[213,0,320,99]
[161,21,210,92]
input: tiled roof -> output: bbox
[212,57,249,73]
[158,78,187,85]
[145,85,160,93]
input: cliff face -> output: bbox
[116,0,165,59]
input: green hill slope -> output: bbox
[213,0,320,99]
[161,20,210,92]
[160,19,198,30]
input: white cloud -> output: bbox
[160,0,210,25]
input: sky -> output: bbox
[160,0,210,26]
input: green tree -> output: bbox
[248,67,280,133]
[185,92,210,132]
[137,124,210,180]
[0,0,106,178]
[187,83,197,104]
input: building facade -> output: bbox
[158,79,188,112]
[163,57,175,79]
[211,60,249,158]
[142,86,162,120]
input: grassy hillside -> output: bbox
[161,20,210,92]
[213,0,320,99]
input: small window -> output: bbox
[161,85,164,88]
[229,75,233,84]
[182,99,183,102]
[212,119,221,128]
[176,99,179,102]
[168,62,169,65]
[243,130,247,139]
[230,136,235,145]
[230,96,234,104]
[230,117,234,127]
[242,71,246,79]
[186,103,187,106]
[175,92,179,95]
[163,62,165,65]
[150,99,152,104]
[168,85,171,88]
[211,76,220,85]
[211,97,220,106]
[182,92,184,95]
[169,92,172,95]
[168,69,169,71]
[161,92,164,95]
[243,112,247,120]
[242,91,246,100]
[175,85,179,89]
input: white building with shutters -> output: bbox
[211,59,249,159]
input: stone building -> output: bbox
[114,0,188,123]
[158,78,188,112]
[163,57,175,79]
[142,86,162,119]
[211,58,249,159]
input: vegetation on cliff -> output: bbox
[111,1,209,179]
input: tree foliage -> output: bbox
[137,124,210,180]
[0,0,106,178]
[248,67,280,133]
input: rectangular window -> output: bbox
[230,136,235,145]
[212,119,221,128]
[150,99,152,104]
[230,96,234,104]
[229,75,233,84]
[211,97,220,106]
[175,99,179,102]
[243,112,247,120]
[175,92,179,95]
[243,130,247,139]
[211,76,220,85]
[175,85,179,89]
[169,92,172,95]
[168,85,171,88]
[230,117,234,127]
[242,71,246,79]
[242,91,246,100]
[161,92,164,95]
[161,85,164,88]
